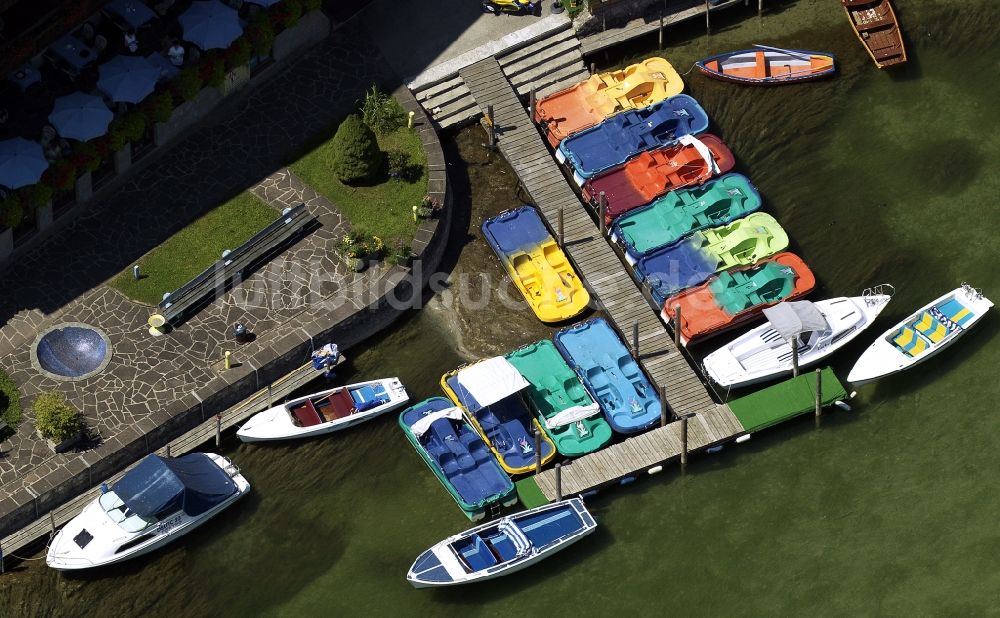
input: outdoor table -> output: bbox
[146,52,181,81]
[105,0,157,29]
[49,35,97,73]
[8,64,41,92]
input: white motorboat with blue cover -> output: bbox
[237,378,408,442]
[46,453,250,570]
[847,284,992,385]
[704,286,893,389]
[406,498,597,587]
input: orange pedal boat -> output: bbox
[534,57,684,148]
[661,252,816,346]
[581,134,735,225]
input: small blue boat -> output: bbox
[399,397,516,521]
[407,497,597,587]
[553,318,662,434]
[556,94,709,183]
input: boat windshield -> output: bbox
[99,490,156,533]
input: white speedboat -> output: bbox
[848,284,992,385]
[704,286,893,390]
[406,498,597,588]
[237,378,408,443]
[47,453,249,571]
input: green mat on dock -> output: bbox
[729,367,847,433]
[516,477,551,509]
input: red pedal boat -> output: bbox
[581,134,735,225]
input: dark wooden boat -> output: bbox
[842,0,907,69]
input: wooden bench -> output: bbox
[156,203,313,325]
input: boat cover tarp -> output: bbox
[113,454,236,518]
[545,403,601,429]
[762,301,828,340]
[483,207,551,255]
[410,406,465,437]
[678,134,720,174]
[455,357,530,410]
[728,367,847,432]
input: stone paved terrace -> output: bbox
[0,27,401,513]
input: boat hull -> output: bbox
[236,378,409,442]
[842,0,907,69]
[847,285,992,384]
[696,48,836,84]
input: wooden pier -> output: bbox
[458,57,745,501]
[0,356,343,567]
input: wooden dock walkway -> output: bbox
[0,356,342,566]
[458,57,746,500]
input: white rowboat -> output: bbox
[237,378,408,442]
[847,284,992,385]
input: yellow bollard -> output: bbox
[412,205,418,222]
[407,111,415,129]
[224,350,231,370]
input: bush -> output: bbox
[360,86,403,136]
[0,368,22,429]
[108,112,147,152]
[34,391,81,442]
[246,13,275,57]
[72,141,103,174]
[199,51,227,88]
[386,150,421,182]
[175,67,205,102]
[226,37,253,70]
[300,0,321,10]
[1,194,25,229]
[270,0,303,29]
[142,91,175,124]
[336,230,385,260]
[23,183,53,211]
[330,114,382,185]
[41,159,78,194]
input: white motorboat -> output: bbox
[704,286,893,390]
[848,284,993,385]
[46,453,249,571]
[406,498,597,588]
[237,378,408,443]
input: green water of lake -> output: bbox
[2,0,998,614]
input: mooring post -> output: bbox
[529,85,536,117]
[673,305,682,348]
[215,413,222,447]
[49,512,56,536]
[658,12,664,48]
[759,0,763,17]
[590,61,596,75]
[555,463,563,501]
[632,321,640,357]
[814,368,822,417]
[1,540,4,575]
[534,428,543,475]
[791,338,800,377]
[558,206,565,246]
[486,104,496,147]
[659,385,668,427]
[165,444,171,458]
[681,415,689,472]
[705,0,711,34]
[598,192,607,235]
[267,384,273,407]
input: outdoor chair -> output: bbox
[79,23,96,44]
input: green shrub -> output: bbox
[72,141,103,174]
[300,0,321,10]
[0,368,22,429]
[199,51,227,88]
[175,67,205,102]
[23,183,53,211]
[1,194,25,229]
[226,37,253,70]
[271,0,303,29]
[360,86,403,136]
[108,112,147,152]
[142,91,175,124]
[33,391,81,442]
[246,13,275,56]
[330,114,382,185]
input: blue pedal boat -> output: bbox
[556,94,709,184]
[407,497,597,587]
[442,357,557,475]
[553,318,663,434]
[611,173,763,263]
[399,397,516,521]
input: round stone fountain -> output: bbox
[31,323,112,381]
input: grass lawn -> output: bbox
[110,192,278,305]
[0,367,21,429]
[290,123,424,248]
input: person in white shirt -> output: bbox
[124,30,139,54]
[167,41,185,67]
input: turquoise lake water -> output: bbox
[2,0,998,614]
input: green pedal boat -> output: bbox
[611,173,763,264]
[506,340,613,457]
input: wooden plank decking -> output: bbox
[458,58,746,500]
